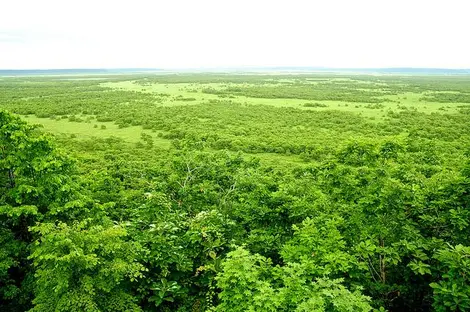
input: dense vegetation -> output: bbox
[1,73,470,311]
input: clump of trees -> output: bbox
[304,102,328,108]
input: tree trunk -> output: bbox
[379,238,386,283]
[8,168,15,188]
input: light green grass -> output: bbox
[383,92,461,114]
[101,81,214,107]
[23,116,171,148]
[23,115,310,168]
[102,81,384,116]
[102,80,463,121]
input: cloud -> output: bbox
[1,0,470,69]
[0,31,27,44]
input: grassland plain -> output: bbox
[101,78,462,117]
[7,73,467,175]
[2,73,470,168]
[2,73,470,311]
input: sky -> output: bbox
[1,0,469,69]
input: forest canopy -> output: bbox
[1,73,470,311]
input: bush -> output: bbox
[304,102,328,108]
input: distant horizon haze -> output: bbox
[2,67,470,77]
[1,66,470,71]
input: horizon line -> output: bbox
[2,66,470,71]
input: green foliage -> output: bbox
[29,219,144,312]
[430,244,470,311]
[304,102,329,108]
[216,247,372,312]
[281,216,356,276]
[422,92,470,103]
[0,110,75,310]
[1,74,470,311]
[127,193,194,310]
[140,132,154,148]
[0,111,74,213]
[203,83,390,103]
[216,247,277,312]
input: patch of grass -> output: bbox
[25,116,171,148]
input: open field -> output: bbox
[24,115,171,146]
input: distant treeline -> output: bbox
[1,67,470,76]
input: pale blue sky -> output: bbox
[1,0,469,69]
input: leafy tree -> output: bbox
[0,110,74,310]
[430,244,470,311]
[29,220,145,312]
[216,247,372,312]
